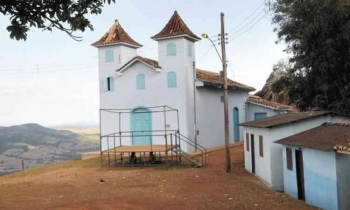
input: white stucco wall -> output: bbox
[97,38,198,152]
[196,88,248,149]
[243,127,271,186]
[242,114,350,191]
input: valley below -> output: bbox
[0,124,99,176]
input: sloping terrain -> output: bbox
[0,145,314,210]
[0,124,98,175]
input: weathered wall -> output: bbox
[283,146,338,210]
[196,88,248,149]
[336,153,350,210]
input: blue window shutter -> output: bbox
[188,43,192,57]
[102,79,108,92]
[254,112,267,120]
[167,71,177,88]
[105,50,114,62]
[109,77,115,91]
[167,43,176,56]
[136,74,145,90]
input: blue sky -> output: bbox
[0,0,287,126]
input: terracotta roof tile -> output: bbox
[196,69,255,91]
[240,111,339,128]
[92,20,142,48]
[248,95,295,110]
[152,11,201,41]
[117,56,161,72]
[276,123,350,153]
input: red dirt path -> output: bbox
[0,144,315,210]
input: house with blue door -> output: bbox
[246,95,294,121]
[276,123,350,210]
[92,11,256,153]
[240,111,350,191]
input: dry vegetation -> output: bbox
[0,145,315,210]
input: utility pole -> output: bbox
[193,61,198,152]
[220,12,231,173]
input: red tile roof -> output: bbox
[196,69,255,91]
[248,95,295,110]
[92,20,142,48]
[276,123,350,153]
[240,111,335,128]
[117,56,161,72]
[152,11,201,41]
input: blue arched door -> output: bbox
[233,107,240,142]
[131,108,152,145]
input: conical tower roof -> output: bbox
[151,11,201,42]
[92,20,142,48]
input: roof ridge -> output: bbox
[322,122,350,127]
[152,11,201,41]
[92,19,142,48]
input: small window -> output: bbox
[220,96,224,103]
[167,43,176,56]
[246,133,250,151]
[286,148,293,171]
[136,74,145,90]
[105,50,114,63]
[188,43,192,57]
[167,71,177,88]
[102,77,115,92]
[259,135,263,157]
[254,112,267,120]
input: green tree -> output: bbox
[271,0,350,113]
[0,0,115,41]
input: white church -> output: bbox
[92,11,267,154]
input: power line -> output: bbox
[196,46,214,63]
[0,66,96,75]
[227,9,266,38]
[228,2,265,34]
[228,11,270,43]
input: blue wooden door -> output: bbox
[233,108,240,142]
[254,112,267,121]
[131,108,152,145]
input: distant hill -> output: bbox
[0,123,99,176]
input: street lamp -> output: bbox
[202,29,231,173]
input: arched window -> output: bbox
[188,43,192,57]
[167,71,177,88]
[136,74,145,90]
[105,50,114,62]
[167,43,176,56]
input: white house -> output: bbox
[246,95,294,121]
[240,111,350,191]
[276,123,350,210]
[92,11,255,153]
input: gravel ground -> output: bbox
[0,144,315,210]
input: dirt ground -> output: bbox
[0,144,315,210]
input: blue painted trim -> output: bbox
[254,112,267,120]
[167,43,176,56]
[167,71,177,88]
[233,107,240,142]
[105,50,114,62]
[136,74,145,90]
[188,43,192,57]
[130,106,152,145]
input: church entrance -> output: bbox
[131,108,152,145]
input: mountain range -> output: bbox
[0,123,99,176]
